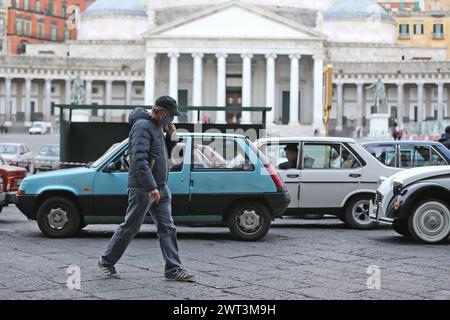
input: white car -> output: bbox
[256,137,400,229]
[370,166,450,244]
[0,143,33,172]
[29,122,47,135]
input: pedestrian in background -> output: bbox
[439,126,450,150]
[98,96,195,282]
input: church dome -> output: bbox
[83,0,147,18]
[323,0,396,44]
[324,0,395,22]
[78,0,148,41]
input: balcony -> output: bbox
[432,33,445,39]
[398,33,411,39]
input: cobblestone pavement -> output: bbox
[1,205,450,300]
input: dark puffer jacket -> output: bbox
[439,133,450,149]
[127,108,177,192]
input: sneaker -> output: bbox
[165,269,195,282]
[98,259,118,277]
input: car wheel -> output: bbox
[392,220,411,237]
[227,201,272,241]
[408,199,450,244]
[345,195,378,230]
[36,197,81,238]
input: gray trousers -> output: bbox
[101,186,183,274]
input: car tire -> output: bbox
[227,201,272,241]
[344,195,378,230]
[408,199,450,244]
[0,206,3,215]
[392,220,411,237]
[36,197,81,238]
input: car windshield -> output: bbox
[0,145,19,155]
[91,142,124,168]
[39,145,60,157]
[33,123,43,128]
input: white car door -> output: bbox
[299,142,363,209]
[259,142,300,208]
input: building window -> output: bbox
[399,24,410,38]
[433,23,444,38]
[0,17,4,35]
[135,88,143,95]
[15,16,23,35]
[37,19,44,38]
[24,0,29,10]
[48,0,54,16]
[14,0,20,9]
[413,23,424,35]
[62,0,67,18]
[50,22,57,41]
[24,17,31,36]
[64,26,70,41]
[36,0,41,12]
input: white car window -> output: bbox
[0,145,19,155]
[365,145,397,167]
[260,143,299,170]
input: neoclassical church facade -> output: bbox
[0,0,449,136]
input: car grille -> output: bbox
[374,192,383,205]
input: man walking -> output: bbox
[98,96,195,282]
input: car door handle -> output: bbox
[287,174,299,178]
[349,173,361,178]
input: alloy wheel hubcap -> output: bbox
[47,207,70,230]
[237,209,261,234]
[352,200,371,225]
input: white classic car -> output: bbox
[370,166,450,244]
[256,137,400,229]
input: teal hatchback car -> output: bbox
[15,133,290,241]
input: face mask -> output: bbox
[163,115,174,126]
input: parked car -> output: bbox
[0,178,4,214]
[0,155,27,214]
[370,166,450,244]
[256,137,400,229]
[362,141,450,168]
[15,133,290,241]
[28,122,47,135]
[33,145,60,173]
[0,143,33,172]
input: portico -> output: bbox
[143,2,326,129]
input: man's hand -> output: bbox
[150,189,160,204]
[165,123,176,136]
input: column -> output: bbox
[168,52,179,101]
[265,53,277,126]
[126,80,133,105]
[85,80,92,105]
[289,54,301,125]
[4,78,12,121]
[336,82,344,131]
[65,79,72,104]
[44,79,52,121]
[313,54,325,132]
[396,81,404,127]
[356,82,364,129]
[241,53,253,124]
[216,53,227,123]
[192,53,204,123]
[417,81,424,123]
[145,53,156,106]
[437,81,444,121]
[24,78,32,123]
[105,80,112,121]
